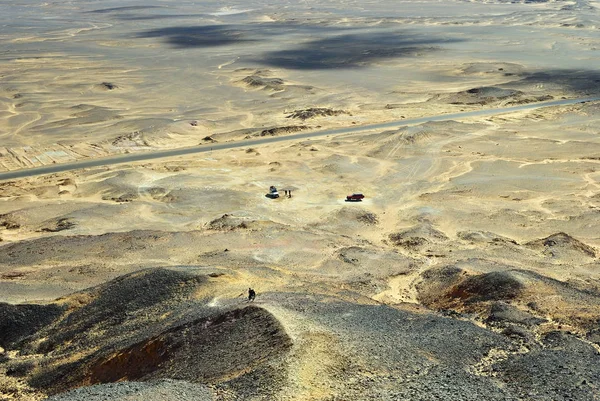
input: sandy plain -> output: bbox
[1,0,600,399]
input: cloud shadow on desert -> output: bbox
[257,32,464,69]
[87,5,206,21]
[136,25,258,48]
[507,69,600,95]
[112,14,208,21]
[136,24,464,69]
[88,6,166,14]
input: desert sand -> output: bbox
[1,0,600,399]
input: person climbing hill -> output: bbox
[248,288,256,302]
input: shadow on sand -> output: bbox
[135,24,464,68]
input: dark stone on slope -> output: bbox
[46,379,213,401]
[586,329,600,346]
[486,302,547,328]
[0,303,65,349]
[494,331,600,401]
[501,325,535,341]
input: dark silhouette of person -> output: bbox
[248,288,256,302]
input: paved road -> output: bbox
[1,97,598,182]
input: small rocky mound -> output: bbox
[319,246,414,289]
[457,230,518,245]
[111,132,150,148]
[46,380,213,401]
[388,224,448,250]
[285,108,349,120]
[417,268,526,311]
[356,211,378,225]
[364,127,441,155]
[98,82,118,90]
[443,86,523,105]
[365,121,483,158]
[504,94,553,105]
[396,129,436,145]
[102,192,138,203]
[446,271,524,304]
[39,218,77,233]
[334,246,392,266]
[465,87,519,96]
[246,125,309,138]
[525,232,596,259]
[0,213,20,230]
[206,214,251,231]
[0,303,66,349]
[240,75,285,91]
[312,207,380,234]
[416,265,466,306]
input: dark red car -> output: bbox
[346,193,365,201]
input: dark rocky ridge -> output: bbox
[1,227,600,400]
[285,107,349,120]
[1,268,600,400]
[20,269,208,356]
[34,305,291,395]
[0,269,290,398]
[244,125,309,139]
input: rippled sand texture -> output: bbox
[1,0,600,170]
